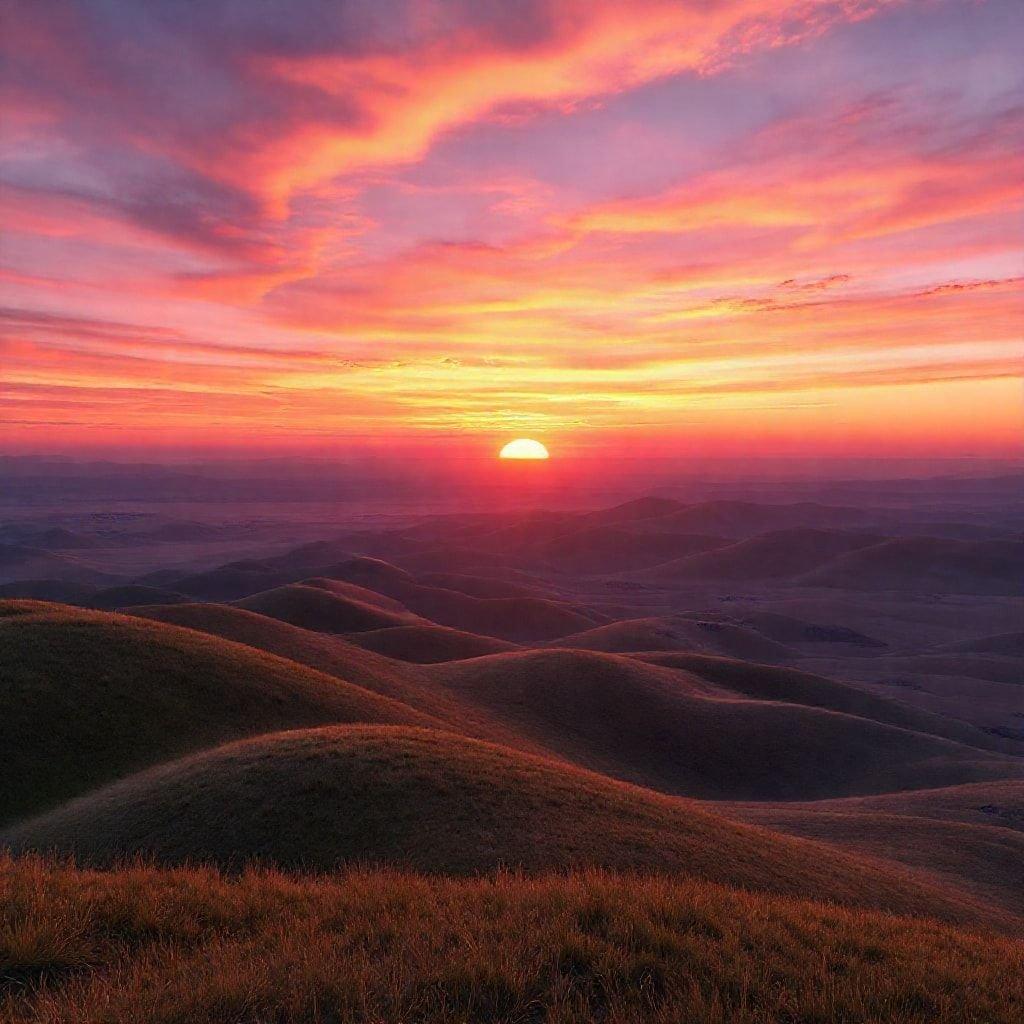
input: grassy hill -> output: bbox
[0,579,98,604]
[88,584,190,610]
[802,537,1024,595]
[725,779,1024,832]
[633,651,1014,752]
[724,794,1024,918]
[235,582,423,632]
[345,623,520,662]
[0,601,432,825]
[415,571,551,599]
[167,560,290,600]
[3,725,1014,931]
[323,557,601,640]
[127,602,547,752]
[1,857,1021,1024]
[638,528,881,581]
[530,524,728,574]
[0,544,119,586]
[427,649,1020,799]
[553,616,797,663]
[937,631,1024,656]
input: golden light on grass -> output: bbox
[499,438,549,460]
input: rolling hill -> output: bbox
[0,525,98,550]
[426,649,1021,799]
[0,543,120,585]
[0,578,99,604]
[632,651,1015,752]
[631,500,885,538]
[167,560,292,600]
[320,557,601,640]
[234,582,423,633]
[4,724,1014,931]
[726,779,1024,831]
[722,785,1024,917]
[802,537,1024,595]
[726,609,887,647]
[88,584,191,609]
[345,623,520,662]
[937,631,1024,656]
[530,525,728,574]
[553,615,797,662]
[0,600,432,825]
[415,570,550,600]
[638,529,882,582]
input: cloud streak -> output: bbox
[1,0,1021,456]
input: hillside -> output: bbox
[802,537,1024,595]
[167,560,291,600]
[0,601,431,824]
[728,779,1024,832]
[0,578,98,604]
[345,623,520,662]
[300,575,415,613]
[727,609,887,648]
[234,583,423,632]
[633,652,1015,752]
[3,724,1014,931]
[321,557,600,640]
[724,793,1024,917]
[416,570,555,600]
[0,525,97,550]
[0,544,119,586]
[936,631,1024,656]
[427,649,1020,799]
[633,500,884,538]
[3,859,1021,1024]
[531,525,728,574]
[88,584,190,610]
[553,616,797,663]
[126,602,542,751]
[638,528,881,581]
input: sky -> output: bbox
[1,0,1022,464]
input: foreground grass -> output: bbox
[1,857,1021,1024]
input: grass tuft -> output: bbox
[1,856,1021,1023]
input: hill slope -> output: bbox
[322,557,600,640]
[634,651,1014,753]
[553,616,796,663]
[427,650,1020,799]
[0,601,431,825]
[3,859,1022,1024]
[639,528,881,581]
[345,624,520,662]
[802,537,1024,595]
[936,631,1024,656]
[234,583,423,633]
[3,725,1013,931]
[723,797,1024,917]
[0,544,119,585]
[126,603,547,751]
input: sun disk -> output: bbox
[499,438,549,460]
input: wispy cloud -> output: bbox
[1,0,1021,455]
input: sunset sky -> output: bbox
[1,0,1022,462]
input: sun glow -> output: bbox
[499,438,550,460]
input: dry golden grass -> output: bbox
[1,856,1021,1024]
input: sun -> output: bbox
[499,438,549,460]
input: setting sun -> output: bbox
[499,438,550,460]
